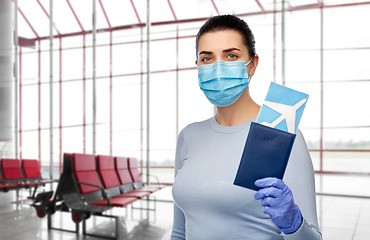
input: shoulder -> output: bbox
[175,117,213,169]
[286,128,313,174]
[292,128,309,152]
[177,117,213,141]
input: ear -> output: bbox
[195,60,198,65]
[248,54,259,77]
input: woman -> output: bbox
[171,15,322,239]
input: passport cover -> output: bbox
[233,122,296,191]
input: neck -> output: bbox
[215,88,260,127]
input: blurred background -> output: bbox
[1,0,370,195]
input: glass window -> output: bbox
[324,5,370,49]
[21,130,38,159]
[40,129,50,159]
[96,78,110,124]
[285,51,321,83]
[40,83,50,129]
[150,0,176,22]
[61,36,84,49]
[40,43,51,84]
[62,126,83,154]
[96,45,110,78]
[11,1,370,178]
[84,36,94,80]
[171,0,217,20]
[149,72,177,158]
[150,39,176,72]
[61,48,83,81]
[178,37,197,69]
[112,42,142,76]
[113,130,141,159]
[309,151,320,171]
[64,0,93,32]
[289,0,318,7]
[85,79,93,125]
[151,25,176,40]
[112,76,141,132]
[323,81,370,128]
[130,0,147,24]
[113,28,142,45]
[178,69,213,131]
[323,151,370,173]
[323,49,370,82]
[21,85,38,131]
[102,0,141,27]
[85,125,94,154]
[215,0,261,15]
[286,82,321,129]
[21,52,38,85]
[323,128,370,149]
[18,0,50,37]
[304,129,321,150]
[96,124,110,155]
[178,22,202,38]
[53,0,81,34]
[62,81,83,126]
[52,128,62,178]
[150,149,176,167]
[53,82,60,133]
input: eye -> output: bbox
[227,54,238,60]
[202,56,212,62]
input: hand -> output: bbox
[254,177,303,234]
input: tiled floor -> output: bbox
[0,174,370,240]
[0,186,174,240]
[315,174,370,240]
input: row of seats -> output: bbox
[0,158,57,194]
[72,153,165,207]
[32,153,165,239]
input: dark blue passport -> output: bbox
[233,122,296,191]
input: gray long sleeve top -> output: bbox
[171,116,322,240]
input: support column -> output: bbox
[146,0,150,186]
[49,0,54,179]
[93,0,97,154]
[0,0,13,158]
[319,2,324,172]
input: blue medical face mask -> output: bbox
[198,59,252,107]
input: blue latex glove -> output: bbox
[254,177,303,234]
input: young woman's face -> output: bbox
[196,29,251,67]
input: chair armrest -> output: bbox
[47,179,59,182]
[147,174,161,185]
[76,181,111,207]
[43,179,59,185]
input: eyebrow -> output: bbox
[223,47,241,53]
[199,48,241,56]
[199,51,213,55]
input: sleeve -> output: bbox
[170,128,187,240]
[283,129,322,240]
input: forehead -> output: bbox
[198,29,245,52]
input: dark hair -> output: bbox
[195,14,256,59]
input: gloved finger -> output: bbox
[262,205,283,217]
[261,196,287,207]
[262,206,274,216]
[260,197,273,207]
[254,177,286,190]
[254,186,282,200]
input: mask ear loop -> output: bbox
[245,58,253,67]
[245,58,253,83]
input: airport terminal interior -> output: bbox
[0,0,370,239]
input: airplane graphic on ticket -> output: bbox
[256,82,309,134]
